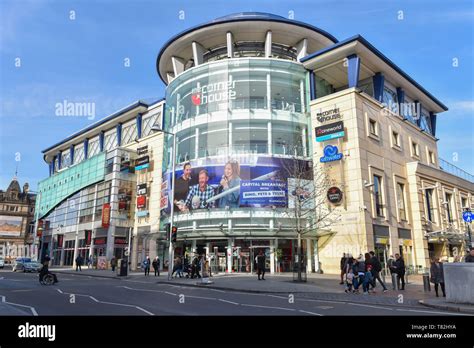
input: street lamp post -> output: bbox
[151,124,176,281]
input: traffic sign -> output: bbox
[463,211,473,223]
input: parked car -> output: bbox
[0,257,4,269]
[12,258,42,272]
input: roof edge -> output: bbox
[300,35,448,112]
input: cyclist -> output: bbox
[39,254,58,284]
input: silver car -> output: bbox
[0,257,4,269]
[13,258,42,272]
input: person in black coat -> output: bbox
[392,254,405,290]
[256,250,266,280]
[369,251,388,292]
[465,248,474,263]
[152,256,160,276]
[75,255,83,272]
[430,258,446,297]
[339,253,347,285]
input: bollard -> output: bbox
[422,273,431,292]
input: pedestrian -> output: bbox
[110,257,117,272]
[465,247,474,262]
[369,251,388,293]
[256,250,266,280]
[172,256,182,278]
[143,256,151,276]
[191,256,201,279]
[351,258,361,294]
[363,265,374,295]
[430,258,446,297]
[392,254,406,290]
[75,255,83,272]
[339,253,347,284]
[344,268,355,293]
[387,255,396,290]
[152,256,160,277]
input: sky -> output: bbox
[0,0,473,191]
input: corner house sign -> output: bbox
[320,145,343,163]
[135,156,150,170]
[191,79,236,106]
[327,187,343,204]
[316,108,342,123]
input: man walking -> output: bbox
[143,256,151,276]
[392,254,406,290]
[256,250,266,280]
[75,255,83,272]
[339,253,347,285]
[110,257,117,272]
[369,251,388,292]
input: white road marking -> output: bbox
[267,295,287,299]
[11,289,34,292]
[164,291,177,296]
[218,299,239,305]
[240,303,296,312]
[184,295,218,301]
[347,303,393,311]
[299,310,323,316]
[0,295,38,316]
[56,288,154,315]
[315,306,334,310]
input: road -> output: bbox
[0,268,468,316]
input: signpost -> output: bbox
[463,209,473,249]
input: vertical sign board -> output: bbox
[102,203,111,228]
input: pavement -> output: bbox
[46,267,474,313]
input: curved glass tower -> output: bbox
[158,12,336,272]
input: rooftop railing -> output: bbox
[439,158,474,183]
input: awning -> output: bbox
[425,229,467,244]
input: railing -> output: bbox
[439,158,474,183]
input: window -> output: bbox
[104,130,117,151]
[382,87,398,113]
[121,120,138,145]
[397,183,407,221]
[373,175,384,217]
[445,193,453,223]
[88,136,100,158]
[428,150,436,165]
[392,131,400,147]
[61,150,71,168]
[412,141,419,157]
[74,144,85,164]
[425,189,435,222]
[461,197,468,209]
[142,112,160,137]
[369,119,378,136]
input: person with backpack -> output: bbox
[369,251,388,292]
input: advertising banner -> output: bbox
[135,156,150,170]
[137,196,147,209]
[163,156,313,214]
[97,256,107,270]
[240,180,287,207]
[101,204,110,228]
[315,121,345,142]
[137,183,147,196]
[288,178,315,209]
[0,216,22,237]
[85,230,92,246]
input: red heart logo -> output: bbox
[191,93,201,105]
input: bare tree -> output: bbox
[278,145,340,281]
